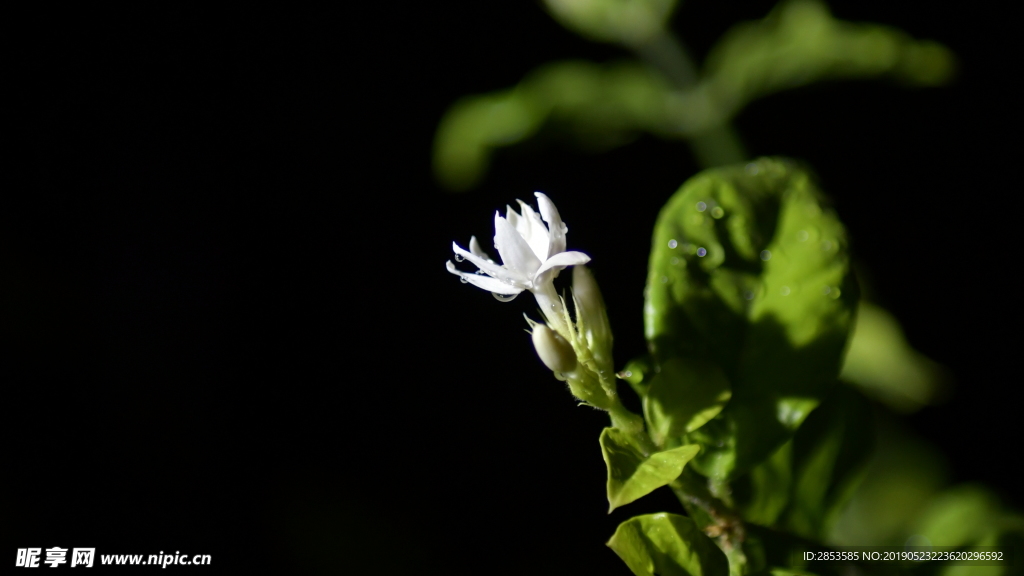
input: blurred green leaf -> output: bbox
[840,301,949,412]
[783,386,873,540]
[733,440,793,527]
[730,387,872,536]
[645,158,857,479]
[696,0,956,129]
[912,485,1002,547]
[608,513,730,576]
[828,414,947,546]
[542,0,677,47]
[643,357,732,446]
[601,427,700,512]
[433,60,674,190]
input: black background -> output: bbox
[6,1,1019,573]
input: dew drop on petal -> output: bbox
[760,250,771,261]
[454,254,465,262]
[711,206,724,219]
[493,292,518,302]
[697,247,707,257]
[459,277,468,284]
[696,201,707,212]
[668,239,678,249]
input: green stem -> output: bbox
[633,30,747,167]
[671,468,747,568]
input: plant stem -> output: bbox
[633,30,747,167]
[672,468,747,572]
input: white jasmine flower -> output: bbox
[446,192,591,329]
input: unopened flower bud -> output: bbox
[532,323,578,373]
[572,265,613,367]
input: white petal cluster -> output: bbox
[446,192,590,306]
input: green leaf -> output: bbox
[643,357,732,446]
[783,386,874,540]
[542,0,678,48]
[608,513,730,576]
[912,485,1004,547]
[432,60,674,191]
[601,427,700,512]
[645,157,857,479]
[828,414,948,546]
[840,301,949,413]
[701,0,956,123]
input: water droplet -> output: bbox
[660,276,669,284]
[797,230,809,242]
[821,240,833,251]
[459,277,468,284]
[745,163,760,175]
[743,290,755,301]
[696,201,707,212]
[668,239,678,249]
[711,206,724,219]
[760,250,771,261]
[780,286,791,296]
[616,370,633,379]
[697,247,707,257]
[493,292,518,302]
[829,287,841,299]
[670,257,679,265]
[821,286,831,296]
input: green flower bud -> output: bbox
[572,265,613,370]
[531,323,578,373]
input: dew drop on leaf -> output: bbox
[696,201,707,212]
[697,247,707,257]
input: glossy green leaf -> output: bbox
[608,513,730,576]
[643,357,732,446]
[840,301,949,413]
[645,157,857,479]
[601,428,700,512]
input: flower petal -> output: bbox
[447,261,524,295]
[516,199,551,261]
[505,204,524,236]
[468,236,493,262]
[534,250,591,278]
[535,192,566,256]
[452,241,528,286]
[494,213,542,278]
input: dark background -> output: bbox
[5,1,1018,573]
